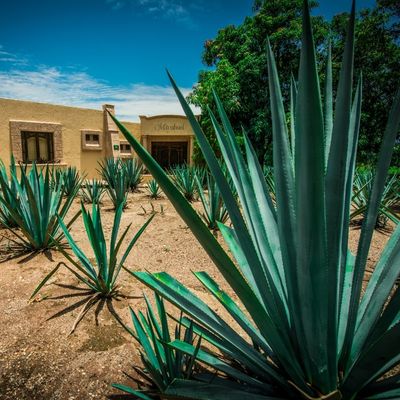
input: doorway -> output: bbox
[151,141,188,169]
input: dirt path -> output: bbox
[0,191,393,399]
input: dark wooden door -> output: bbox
[151,142,188,169]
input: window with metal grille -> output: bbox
[21,131,54,163]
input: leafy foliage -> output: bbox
[113,1,400,398]
[188,0,327,165]
[0,162,80,250]
[113,293,201,399]
[189,0,400,165]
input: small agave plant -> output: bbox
[147,179,162,199]
[110,0,400,398]
[61,166,85,197]
[80,179,106,204]
[196,173,228,231]
[99,158,130,209]
[124,158,143,192]
[0,158,19,228]
[31,202,154,333]
[351,167,399,227]
[169,165,198,202]
[113,293,201,399]
[0,161,80,251]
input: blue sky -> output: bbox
[0,0,376,120]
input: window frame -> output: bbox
[21,131,55,164]
[81,130,103,151]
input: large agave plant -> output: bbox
[111,1,400,398]
[0,162,80,250]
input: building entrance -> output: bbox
[151,141,188,169]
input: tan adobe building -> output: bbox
[0,98,195,178]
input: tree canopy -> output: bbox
[188,0,400,166]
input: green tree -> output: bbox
[188,0,328,164]
[190,0,400,166]
[330,3,400,165]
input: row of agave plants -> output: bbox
[264,166,400,229]
[1,1,400,398]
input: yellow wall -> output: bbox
[0,98,193,178]
[0,98,104,178]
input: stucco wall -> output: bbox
[0,98,142,178]
[0,98,194,178]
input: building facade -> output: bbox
[0,98,195,178]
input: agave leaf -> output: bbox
[351,223,400,361]
[129,270,288,387]
[30,263,62,300]
[342,87,400,370]
[294,0,329,387]
[208,106,289,328]
[164,379,283,400]
[194,271,273,356]
[338,76,362,325]
[342,322,400,396]
[325,4,356,380]
[290,73,297,163]
[168,340,268,389]
[324,40,333,166]
[111,384,154,400]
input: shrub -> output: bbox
[111,1,400,398]
[80,179,106,204]
[0,162,80,251]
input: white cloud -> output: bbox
[0,66,198,121]
[0,48,28,66]
[105,0,199,28]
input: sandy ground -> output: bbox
[0,190,394,400]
